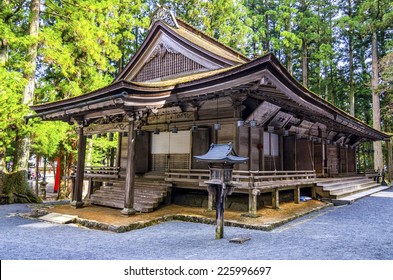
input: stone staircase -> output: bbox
[89,179,172,212]
[315,176,388,205]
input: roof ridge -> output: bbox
[175,17,250,63]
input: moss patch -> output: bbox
[1,171,41,204]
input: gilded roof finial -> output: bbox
[151,5,179,28]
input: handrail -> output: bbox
[165,169,317,185]
[83,166,120,178]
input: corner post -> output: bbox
[248,188,260,217]
[294,186,300,204]
[272,188,280,209]
[387,138,392,182]
[71,122,86,208]
[121,119,137,215]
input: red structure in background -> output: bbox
[54,157,60,193]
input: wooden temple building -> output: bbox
[30,7,391,215]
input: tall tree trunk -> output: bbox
[371,31,383,171]
[329,63,335,103]
[0,0,9,66]
[348,0,355,116]
[0,0,10,177]
[263,0,270,52]
[0,38,8,66]
[349,34,354,115]
[13,0,40,172]
[302,38,308,88]
[285,15,293,75]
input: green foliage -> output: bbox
[380,52,393,131]
[30,121,71,159]
[87,133,118,166]
[0,67,28,150]
[162,0,251,54]
[37,0,148,102]
[0,0,392,176]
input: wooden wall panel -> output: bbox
[120,133,150,174]
[296,139,314,170]
[191,128,210,169]
[348,147,356,173]
[283,136,295,171]
[313,143,323,175]
[327,144,339,176]
[135,133,149,173]
[339,147,347,173]
[217,123,234,144]
[237,126,249,171]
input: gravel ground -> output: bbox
[1,188,393,260]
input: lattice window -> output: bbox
[151,154,190,171]
[134,52,205,82]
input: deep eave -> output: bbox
[30,80,173,121]
[30,53,390,142]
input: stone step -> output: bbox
[332,186,390,206]
[91,191,164,203]
[109,181,171,191]
[330,183,380,198]
[92,190,162,202]
[97,187,166,196]
[319,178,371,189]
[327,181,377,194]
[316,176,384,202]
[90,198,154,213]
[90,195,159,210]
[90,179,171,212]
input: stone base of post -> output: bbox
[121,208,136,216]
[71,200,84,208]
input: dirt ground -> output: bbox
[42,200,329,229]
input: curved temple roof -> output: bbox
[194,143,248,164]
[29,7,390,143]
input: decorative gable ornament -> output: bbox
[148,42,178,62]
[151,5,179,28]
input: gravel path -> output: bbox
[1,188,393,260]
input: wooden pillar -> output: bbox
[248,127,252,170]
[294,186,300,204]
[322,142,326,177]
[259,129,264,171]
[248,188,260,217]
[87,178,93,198]
[294,136,297,171]
[109,132,115,167]
[280,135,284,171]
[116,132,122,168]
[311,185,317,199]
[387,139,392,182]
[346,146,349,174]
[272,188,280,209]
[71,124,86,208]
[121,121,137,216]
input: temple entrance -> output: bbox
[150,131,191,171]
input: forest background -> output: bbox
[0,0,392,201]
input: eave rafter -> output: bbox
[29,52,389,143]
